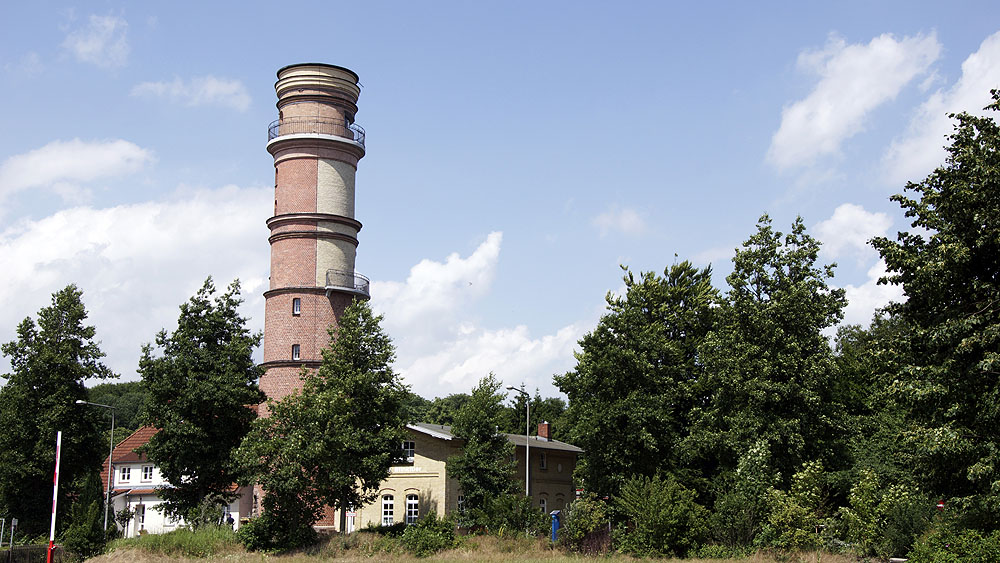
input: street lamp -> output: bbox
[75,400,115,531]
[506,386,529,497]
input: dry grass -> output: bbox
[89,533,863,563]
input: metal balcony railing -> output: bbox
[267,117,366,147]
[326,269,370,297]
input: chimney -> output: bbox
[537,421,551,441]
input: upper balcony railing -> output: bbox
[268,117,366,147]
[326,269,370,298]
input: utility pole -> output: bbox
[506,386,530,497]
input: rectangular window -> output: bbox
[292,344,300,361]
[119,466,130,482]
[540,452,547,470]
[406,494,419,524]
[402,441,415,462]
[540,497,547,514]
[292,298,301,316]
[141,465,153,481]
[457,495,465,513]
[382,495,394,525]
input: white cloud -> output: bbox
[0,185,272,382]
[768,32,940,170]
[592,206,647,237]
[814,203,891,263]
[883,31,1000,184]
[840,259,905,326]
[132,76,252,112]
[62,14,129,69]
[371,232,588,397]
[0,139,153,203]
[373,232,502,328]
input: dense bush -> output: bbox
[62,473,111,558]
[400,513,460,557]
[558,493,609,553]
[839,469,932,558]
[480,493,548,536]
[908,522,1000,562]
[758,461,829,550]
[613,473,707,557]
[236,509,317,552]
[710,441,778,548]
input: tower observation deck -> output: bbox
[260,63,368,403]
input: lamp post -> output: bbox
[75,400,115,531]
[506,386,530,497]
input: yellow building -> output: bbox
[345,422,582,531]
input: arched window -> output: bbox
[406,494,419,524]
[382,494,394,525]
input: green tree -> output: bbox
[446,374,515,512]
[555,262,719,497]
[871,91,1000,520]
[424,393,471,426]
[0,285,114,536]
[691,216,846,483]
[88,380,148,432]
[614,473,708,557]
[139,278,265,521]
[236,299,408,547]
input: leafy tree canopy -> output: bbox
[446,374,515,511]
[0,285,114,535]
[556,262,719,497]
[236,299,409,537]
[139,277,265,521]
[691,216,846,483]
[871,91,1000,518]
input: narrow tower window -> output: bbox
[292,298,301,316]
[292,344,300,361]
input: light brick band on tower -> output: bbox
[260,63,369,406]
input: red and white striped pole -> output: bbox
[47,431,62,563]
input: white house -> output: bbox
[102,427,252,537]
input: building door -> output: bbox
[133,504,145,537]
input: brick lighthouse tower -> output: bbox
[260,63,369,403]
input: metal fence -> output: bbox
[0,545,69,563]
[267,116,366,146]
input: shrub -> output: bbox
[482,494,548,536]
[758,461,830,550]
[400,513,460,557]
[613,473,708,557]
[710,440,778,548]
[908,522,1000,562]
[62,499,109,558]
[558,493,609,553]
[236,509,317,552]
[360,521,408,537]
[839,469,933,558]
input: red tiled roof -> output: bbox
[101,427,159,494]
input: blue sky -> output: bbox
[1,2,998,398]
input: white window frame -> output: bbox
[457,494,465,513]
[141,465,153,481]
[292,298,301,316]
[406,494,419,524]
[292,344,300,361]
[540,497,547,514]
[402,441,415,462]
[119,466,130,483]
[382,495,394,525]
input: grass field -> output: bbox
[88,532,861,562]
